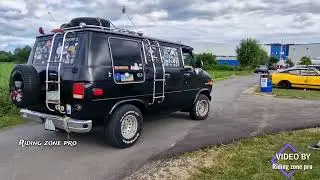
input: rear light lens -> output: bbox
[73,83,85,99]
[93,88,103,96]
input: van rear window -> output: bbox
[33,36,80,65]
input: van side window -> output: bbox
[160,46,181,68]
[109,37,144,83]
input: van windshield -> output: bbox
[32,34,81,65]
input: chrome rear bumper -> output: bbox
[20,109,92,133]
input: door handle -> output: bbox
[165,73,171,79]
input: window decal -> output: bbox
[161,46,180,68]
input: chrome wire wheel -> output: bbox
[121,114,138,139]
[196,100,209,117]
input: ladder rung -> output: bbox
[154,96,165,98]
[46,81,61,83]
[155,79,165,82]
[47,61,63,63]
[46,100,60,104]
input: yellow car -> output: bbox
[272,67,320,89]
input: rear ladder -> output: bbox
[45,31,75,113]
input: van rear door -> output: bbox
[29,32,86,113]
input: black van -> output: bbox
[9,17,213,148]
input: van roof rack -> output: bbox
[60,24,144,36]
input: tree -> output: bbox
[285,59,294,67]
[299,56,312,65]
[236,38,263,68]
[195,52,216,70]
[259,48,269,65]
[269,56,279,65]
[0,53,9,62]
[13,45,32,63]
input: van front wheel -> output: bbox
[190,94,210,120]
[105,104,143,148]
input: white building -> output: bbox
[288,43,320,65]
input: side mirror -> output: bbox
[195,60,203,68]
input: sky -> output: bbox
[1,0,320,55]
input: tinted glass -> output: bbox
[301,69,318,76]
[109,38,144,83]
[288,70,300,75]
[182,48,194,67]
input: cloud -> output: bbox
[0,0,320,55]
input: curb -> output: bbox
[243,85,276,97]
[214,75,236,81]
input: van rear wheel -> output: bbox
[105,104,143,148]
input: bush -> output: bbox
[0,87,19,117]
[213,64,236,71]
[211,64,252,71]
[195,52,216,70]
[299,56,312,65]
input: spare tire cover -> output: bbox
[70,17,110,28]
[9,65,41,108]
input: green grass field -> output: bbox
[272,88,320,100]
[0,63,24,129]
[209,70,252,80]
[256,87,320,100]
[188,129,320,180]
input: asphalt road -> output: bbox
[1,75,319,180]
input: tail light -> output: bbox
[73,83,85,99]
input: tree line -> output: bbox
[0,45,32,63]
[195,38,313,70]
[0,40,313,68]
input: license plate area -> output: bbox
[47,91,60,101]
[44,119,56,131]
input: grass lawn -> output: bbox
[256,87,320,100]
[129,129,320,180]
[0,115,25,129]
[188,129,320,180]
[0,63,24,129]
[272,88,320,100]
[208,70,252,80]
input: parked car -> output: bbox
[296,65,320,71]
[268,66,277,71]
[254,65,269,74]
[272,67,320,89]
[9,17,213,148]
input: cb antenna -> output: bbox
[122,6,137,31]
[48,11,56,21]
